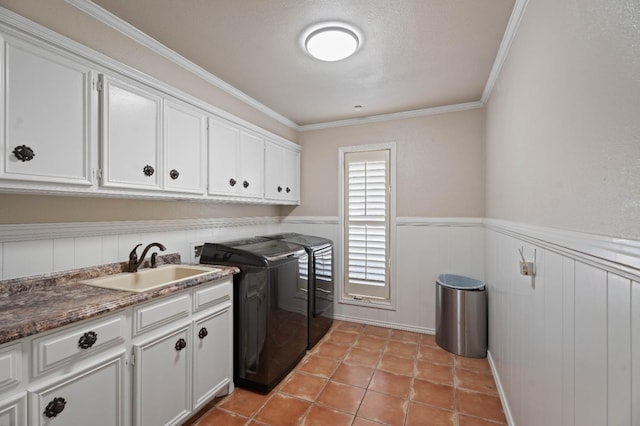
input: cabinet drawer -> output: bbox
[133,293,190,336]
[32,313,125,377]
[0,343,22,393]
[28,353,125,426]
[193,279,232,313]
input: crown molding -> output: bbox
[297,101,484,131]
[481,0,529,104]
[64,0,299,130]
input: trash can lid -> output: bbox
[436,274,485,290]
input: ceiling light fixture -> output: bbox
[305,25,360,62]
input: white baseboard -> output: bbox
[332,313,434,335]
[487,350,515,426]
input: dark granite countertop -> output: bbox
[0,253,238,345]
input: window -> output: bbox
[339,144,395,307]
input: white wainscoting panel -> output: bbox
[608,273,632,426]
[3,240,54,279]
[0,217,282,280]
[633,283,640,426]
[574,263,607,426]
[486,220,640,426]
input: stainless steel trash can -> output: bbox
[435,274,487,358]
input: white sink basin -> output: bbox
[80,265,218,293]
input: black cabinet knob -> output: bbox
[78,331,98,349]
[13,145,35,162]
[229,178,237,187]
[175,338,187,351]
[198,327,208,339]
[286,187,291,193]
[44,397,66,418]
[243,180,249,188]
[277,186,282,193]
[143,165,155,176]
[169,169,179,180]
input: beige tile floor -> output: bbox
[188,320,507,426]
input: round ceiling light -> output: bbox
[305,26,359,62]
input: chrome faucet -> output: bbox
[128,242,166,273]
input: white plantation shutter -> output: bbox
[344,149,390,300]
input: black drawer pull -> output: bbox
[143,165,155,176]
[229,178,237,187]
[169,169,179,180]
[78,331,98,349]
[13,145,35,162]
[286,187,291,193]
[243,180,249,188]
[277,186,282,192]
[44,397,66,418]
[198,327,208,339]
[175,338,187,351]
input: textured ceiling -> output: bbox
[91,0,515,126]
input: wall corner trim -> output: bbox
[480,0,530,103]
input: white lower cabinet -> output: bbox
[0,277,234,426]
[133,278,233,426]
[28,353,125,426]
[0,392,27,426]
[133,325,191,426]
[193,305,232,411]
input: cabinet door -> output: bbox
[238,130,264,198]
[264,141,300,203]
[282,147,300,202]
[134,325,191,426]
[164,100,206,194]
[100,75,162,190]
[28,353,125,426]
[0,393,26,426]
[208,118,239,196]
[264,141,283,200]
[1,36,92,185]
[193,305,232,410]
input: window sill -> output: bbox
[339,296,396,311]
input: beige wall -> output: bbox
[0,194,280,224]
[0,0,297,224]
[290,108,485,217]
[485,0,640,238]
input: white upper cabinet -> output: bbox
[0,35,93,186]
[164,100,207,194]
[207,118,238,197]
[208,117,264,199]
[100,74,163,191]
[0,20,300,204]
[239,130,265,198]
[264,140,300,204]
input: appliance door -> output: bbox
[237,254,308,393]
[309,245,334,348]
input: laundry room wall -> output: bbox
[483,0,640,424]
[285,108,486,333]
